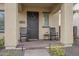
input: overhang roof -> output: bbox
[22,3,56,8]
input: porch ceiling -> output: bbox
[22,3,55,8]
[19,3,62,13]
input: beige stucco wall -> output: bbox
[18,11,27,27]
[5,4,19,48]
[0,4,59,40]
[0,3,74,48]
[49,12,59,34]
[61,4,73,46]
[0,3,4,10]
[19,6,59,39]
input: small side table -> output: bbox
[44,33,50,40]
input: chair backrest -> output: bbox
[20,27,27,35]
[50,27,57,35]
[73,26,77,39]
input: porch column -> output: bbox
[5,3,19,49]
[60,3,73,47]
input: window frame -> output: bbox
[43,12,49,28]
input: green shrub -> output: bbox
[0,38,4,48]
[49,45,65,56]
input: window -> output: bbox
[0,11,4,33]
[43,12,49,27]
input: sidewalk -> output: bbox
[24,49,50,56]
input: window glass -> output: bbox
[43,12,49,26]
[0,11,4,33]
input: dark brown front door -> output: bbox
[27,12,39,39]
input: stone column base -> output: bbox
[5,46,17,49]
[62,43,73,47]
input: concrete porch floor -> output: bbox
[17,40,61,49]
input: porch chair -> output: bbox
[20,27,27,42]
[50,27,59,40]
[73,26,77,39]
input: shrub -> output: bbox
[0,38,4,48]
[49,45,65,56]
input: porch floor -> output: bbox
[17,40,61,49]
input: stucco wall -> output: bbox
[0,4,4,10]
[18,11,27,27]
[5,4,19,48]
[49,12,59,33]
[0,4,59,40]
[18,7,49,39]
[19,6,59,39]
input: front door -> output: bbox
[27,12,39,40]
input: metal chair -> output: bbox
[50,27,58,40]
[20,27,27,42]
[73,26,78,39]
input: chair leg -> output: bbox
[50,36,52,41]
[20,36,22,42]
[26,37,29,42]
[25,37,27,42]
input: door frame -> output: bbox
[27,11,39,40]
